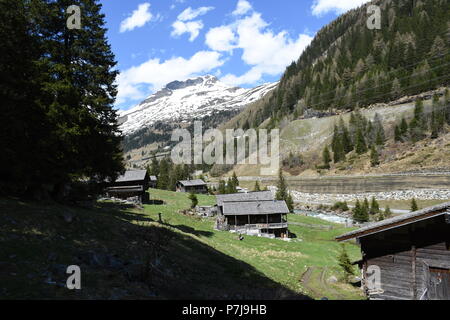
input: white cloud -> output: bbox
[205,26,237,52]
[120,3,154,33]
[171,6,214,41]
[178,6,214,21]
[205,11,313,86]
[116,51,224,105]
[232,0,252,16]
[171,20,204,41]
[311,0,371,16]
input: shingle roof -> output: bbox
[216,191,274,206]
[149,176,157,181]
[177,179,207,187]
[116,170,148,183]
[336,201,450,242]
[222,200,289,216]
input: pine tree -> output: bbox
[232,172,239,187]
[363,198,370,216]
[218,180,227,194]
[355,129,368,154]
[148,157,160,177]
[322,146,332,169]
[158,159,170,190]
[384,206,393,218]
[188,193,198,209]
[370,145,380,167]
[373,113,385,146]
[394,125,402,142]
[352,200,364,223]
[411,198,419,212]
[400,118,409,136]
[275,169,289,202]
[370,197,380,215]
[1,0,124,197]
[286,193,294,213]
[338,244,354,283]
[254,181,261,192]
[339,118,353,153]
[226,177,237,194]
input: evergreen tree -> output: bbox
[384,206,393,219]
[275,169,289,202]
[370,145,380,167]
[286,193,294,213]
[355,129,368,154]
[253,181,261,192]
[148,157,160,177]
[218,180,227,194]
[400,118,409,136]
[322,146,332,169]
[411,198,419,212]
[353,199,369,223]
[339,118,353,153]
[157,159,170,190]
[394,125,402,142]
[188,193,198,209]
[370,197,380,215]
[1,0,124,197]
[232,172,239,187]
[338,244,354,283]
[226,177,237,194]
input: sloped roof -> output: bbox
[222,200,289,216]
[116,170,148,183]
[216,191,274,206]
[149,176,157,181]
[177,179,207,187]
[336,201,450,242]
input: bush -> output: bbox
[332,201,349,211]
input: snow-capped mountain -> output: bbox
[118,75,278,135]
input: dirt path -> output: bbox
[299,267,323,298]
[318,267,345,300]
[300,266,347,300]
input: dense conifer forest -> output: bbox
[235,0,450,129]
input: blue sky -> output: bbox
[99,0,371,110]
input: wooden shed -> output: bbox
[337,202,450,300]
[176,179,208,194]
[215,191,290,238]
[106,170,150,203]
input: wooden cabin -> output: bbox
[106,170,150,203]
[336,202,450,300]
[176,179,208,194]
[215,191,290,238]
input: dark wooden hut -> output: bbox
[337,202,450,300]
[176,179,208,194]
[106,170,150,203]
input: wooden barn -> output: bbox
[106,170,150,203]
[337,202,450,300]
[176,179,208,194]
[215,191,290,238]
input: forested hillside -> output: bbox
[230,0,450,129]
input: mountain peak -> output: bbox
[164,75,220,91]
[119,77,278,135]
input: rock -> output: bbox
[327,276,338,284]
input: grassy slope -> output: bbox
[0,190,364,300]
[230,97,450,177]
[145,189,364,300]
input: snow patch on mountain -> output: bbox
[118,75,277,135]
